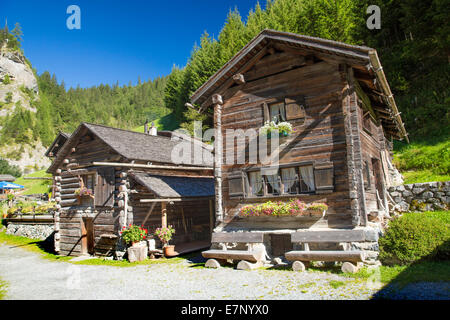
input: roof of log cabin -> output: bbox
[44,131,71,158]
[0,174,16,182]
[131,172,215,198]
[190,29,408,141]
[47,122,213,173]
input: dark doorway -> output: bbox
[81,217,94,255]
[371,158,384,210]
[270,234,292,257]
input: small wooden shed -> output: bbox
[46,122,214,257]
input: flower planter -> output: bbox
[303,209,327,217]
[163,245,176,257]
[237,214,323,222]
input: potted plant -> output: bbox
[259,120,294,138]
[120,224,148,262]
[276,121,293,136]
[154,225,176,257]
[120,224,148,247]
[74,187,94,198]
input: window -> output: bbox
[79,174,95,206]
[83,174,95,191]
[363,160,371,190]
[269,102,286,123]
[298,165,315,193]
[362,112,372,134]
[263,96,305,124]
[248,171,263,196]
[246,165,315,198]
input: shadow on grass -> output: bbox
[372,240,450,300]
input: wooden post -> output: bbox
[161,201,167,228]
[212,93,224,224]
[209,199,214,234]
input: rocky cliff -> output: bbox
[0,48,51,173]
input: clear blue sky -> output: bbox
[0,0,262,88]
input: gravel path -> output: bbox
[0,243,447,300]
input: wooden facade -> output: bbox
[46,123,214,257]
[190,30,407,238]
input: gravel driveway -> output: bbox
[0,243,447,300]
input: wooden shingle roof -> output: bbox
[48,122,213,173]
[131,173,215,198]
[190,29,407,141]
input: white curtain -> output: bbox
[279,103,286,121]
[249,171,262,195]
[266,174,281,193]
[281,168,296,193]
[270,103,280,123]
[300,166,315,191]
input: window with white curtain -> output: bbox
[281,167,297,194]
[246,165,315,197]
[249,171,263,196]
[299,165,315,192]
[269,102,286,123]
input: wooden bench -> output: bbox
[285,230,366,273]
[202,232,265,270]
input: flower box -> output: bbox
[238,200,328,219]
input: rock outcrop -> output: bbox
[0,48,51,172]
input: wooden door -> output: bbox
[270,234,292,257]
[81,217,94,255]
[371,158,384,209]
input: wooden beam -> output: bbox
[161,201,167,229]
[92,162,213,171]
[140,196,214,203]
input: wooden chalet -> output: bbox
[46,123,214,257]
[190,30,407,259]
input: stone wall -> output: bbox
[6,222,54,240]
[388,181,450,212]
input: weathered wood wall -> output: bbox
[219,52,355,228]
[129,175,213,246]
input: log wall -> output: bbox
[219,54,355,228]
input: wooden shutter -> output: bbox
[314,162,334,194]
[263,102,270,123]
[228,171,245,198]
[94,167,115,207]
[285,96,306,121]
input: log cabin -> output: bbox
[46,122,215,257]
[189,30,408,260]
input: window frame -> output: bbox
[244,163,316,199]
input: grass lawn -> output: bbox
[343,261,450,286]
[14,169,52,195]
[0,277,7,300]
[133,112,180,133]
[394,139,449,184]
[401,169,450,184]
[0,230,193,267]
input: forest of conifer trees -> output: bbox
[164,0,449,142]
[1,0,448,153]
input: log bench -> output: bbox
[202,232,265,270]
[285,230,367,273]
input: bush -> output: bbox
[379,211,450,265]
